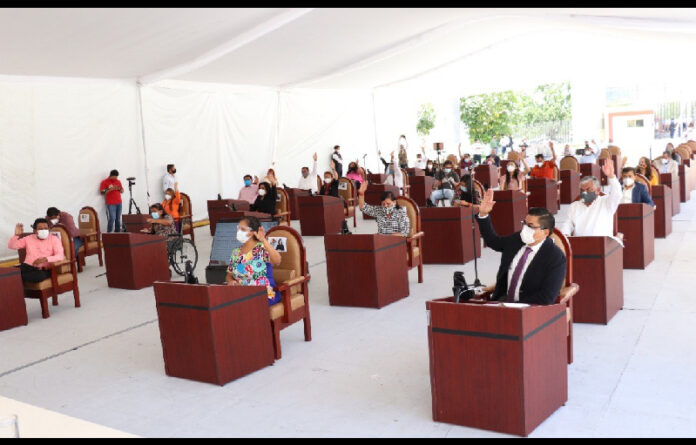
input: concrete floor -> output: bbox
[1,191,695,437]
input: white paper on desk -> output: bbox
[501,302,530,308]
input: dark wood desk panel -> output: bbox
[659,172,681,216]
[474,164,499,190]
[421,207,481,264]
[652,185,672,238]
[410,176,436,207]
[122,214,150,233]
[617,203,654,269]
[490,190,528,237]
[0,267,28,331]
[527,178,559,214]
[283,188,310,221]
[367,173,388,184]
[560,170,581,204]
[103,233,170,290]
[405,168,425,177]
[298,196,344,236]
[579,162,600,180]
[362,184,400,220]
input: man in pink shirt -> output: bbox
[238,174,259,205]
[7,218,65,283]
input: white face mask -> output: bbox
[460,185,467,192]
[165,194,172,200]
[258,189,267,196]
[37,229,50,240]
[536,162,543,168]
[507,164,516,172]
[662,158,669,164]
[383,204,394,214]
[443,168,452,174]
[584,150,591,155]
[623,177,634,187]
[520,224,537,245]
[324,177,332,183]
[50,218,59,225]
[236,229,251,244]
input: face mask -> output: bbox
[165,194,172,200]
[37,229,50,240]
[520,224,537,245]
[444,168,451,174]
[427,164,432,169]
[244,179,251,186]
[171,169,176,174]
[236,229,251,244]
[460,185,467,192]
[623,177,634,187]
[536,162,543,168]
[50,218,59,225]
[507,164,516,172]
[581,190,597,203]
[584,150,591,155]
[151,212,160,219]
[662,158,669,164]
[258,189,267,196]
[383,204,394,214]
[324,177,332,183]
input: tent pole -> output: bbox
[136,81,152,208]
[371,90,380,173]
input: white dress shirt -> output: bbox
[659,159,678,176]
[621,185,634,204]
[579,150,598,164]
[297,160,319,193]
[560,176,621,238]
[162,173,176,193]
[414,155,428,169]
[507,240,544,302]
[385,162,404,189]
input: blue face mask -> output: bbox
[151,212,160,219]
[244,179,251,187]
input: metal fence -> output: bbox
[512,120,572,144]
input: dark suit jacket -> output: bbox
[319,181,339,198]
[630,183,654,207]
[476,215,566,305]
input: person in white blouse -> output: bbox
[162,164,177,195]
[559,160,621,240]
[413,146,428,169]
[297,152,319,193]
[383,151,404,191]
[579,141,599,164]
[658,150,679,176]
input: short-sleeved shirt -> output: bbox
[361,203,410,236]
[151,214,177,238]
[100,178,123,205]
[228,242,280,305]
[434,170,460,190]
[529,161,555,180]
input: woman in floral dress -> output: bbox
[226,216,282,305]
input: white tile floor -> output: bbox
[1,191,695,437]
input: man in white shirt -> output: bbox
[471,139,484,164]
[559,160,621,239]
[658,150,679,176]
[413,146,428,169]
[384,151,404,191]
[298,152,319,193]
[163,164,177,195]
[579,141,599,164]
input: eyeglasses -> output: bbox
[520,220,544,230]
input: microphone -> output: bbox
[469,168,481,288]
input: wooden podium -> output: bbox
[102,233,170,290]
[363,183,400,220]
[324,234,409,308]
[405,168,425,177]
[652,185,672,238]
[298,195,344,236]
[579,162,600,180]
[209,210,271,236]
[153,282,274,385]
[474,164,498,189]
[409,176,436,207]
[427,298,567,436]
[367,173,388,184]
[283,188,310,220]
[617,203,655,269]
[560,170,581,204]
[207,199,253,235]
[122,214,150,233]
[527,178,559,214]
[678,163,690,203]
[489,190,527,236]
[421,207,481,264]
[660,172,681,216]
[568,236,623,324]
[0,267,28,331]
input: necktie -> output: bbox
[507,247,533,302]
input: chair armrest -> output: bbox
[275,275,309,292]
[410,231,425,240]
[274,211,290,218]
[45,259,71,269]
[556,180,563,185]
[557,283,579,305]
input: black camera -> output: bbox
[126,177,136,185]
[433,142,444,153]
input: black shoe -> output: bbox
[426,198,436,207]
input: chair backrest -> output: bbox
[686,140,696,154]
[180,192,192,217]
[276,188,289,214]
[675,145,690,164]
[446,154,458,166]
[50,224,74,263]
[400,168,409,187]
[507,151,521,161]
[607,145,621,156]
[395,195,420,237]
[473,179,485,200]
[634,173,651,192]
[337,177,355,203]
[316,175,323,192]
[598,148,610,160]
[559,155,579,172]
[552,163,560,181]
[650,164,660,180]
[549,228,572,286]
[78,206,100,233]
[266,225,307,295]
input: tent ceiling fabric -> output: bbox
[2,8,696,88]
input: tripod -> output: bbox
[127,180,141,215]
[468,169,482,287]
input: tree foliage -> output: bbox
[416,103,436,136]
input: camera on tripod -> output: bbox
[433,142,444,154]
[126,177,136,186]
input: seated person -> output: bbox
[475,189,566,305]
[424,160,436,177]
[452,174,481,207]
[162,182,182,232]
[665,143,682,164]
[579,141,599,164]
[428,160,460,206]
[46,207,82,258]
[319,165,339,197]
[225,216,282,306]
[621,167,655,207]
[562,144,573,157]
[262,168,279,187]
[658,150,679,176]
[250,182,277,215]
[457,143,473,170]
[345,161,363,188]
[499,160,526,191]
[357,180,410,236]
[298,152,319,193]
[8,219,65,283]
[487,148,501,167]
[141,204,176,237]
[528,141,557,180]
[636,157,659,186]
[238,174,259,205]
[559,160,621,238]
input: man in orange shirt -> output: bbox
[529,141,558,180]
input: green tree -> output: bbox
[459,91,519,144]
[416,103,436,136]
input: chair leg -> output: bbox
[303,312,312,342]
[52,294,58,306]
[272,321,282,360]
[40,296,50,319]
[418,261,424,284]
[73,285,81,308]
[353,212,357,228]
[77,254,84,273]
[97,247,104,267]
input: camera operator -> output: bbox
[100,169,124,232]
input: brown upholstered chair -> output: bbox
[552,164,562,208]
[316,175,323,193]
[650,165,660,182]
[635,173,651,192]
[446,154,458,165]
[559,155,579,172]
[21,224,81,319]
[400,168,411,197]
[337,177,357,227]
[267,225,311,359]
[607,145,621,156]
[473,178,485,199]
[275,188,291,226]
[77,206,103,272]
[676,145,690,164]
[179,192,195,242]
[395,195,424,283]
[507,151,521,162]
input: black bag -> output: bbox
[452,271,475,303]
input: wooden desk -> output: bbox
[678,163,690,203]
[427,297,567,436]
[102,233,169,290]
[421,207,481,264]
[568,236,623,324]
[121,214,149,233]
[579,162,600,180]
[367,173,388,184]
[324,234,409,308]
[207,200,252,235]
[405,168,425,177]
[560,170,581,204]
[651,185,672,238]
[209,210,271,236]
[617,203,655,269]
[0,267,27,331]
[363,183,400,220]
[153,282,274,385]
[283,188,310,221]
[527,178,559,214]
[298,195,344,236]
[409,176,436,207]
[659,172,681,215]
[474,164,499,189]
[489,190,527,236]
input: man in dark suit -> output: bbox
[621,167,655,207]
[475,188,566,305]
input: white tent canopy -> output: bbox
[2,8,696,258]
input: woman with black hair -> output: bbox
[226,216,282,305]
[250,181,278,215]
[499,160,526,191]
[357,180,410,236]
[141,203,176,237]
